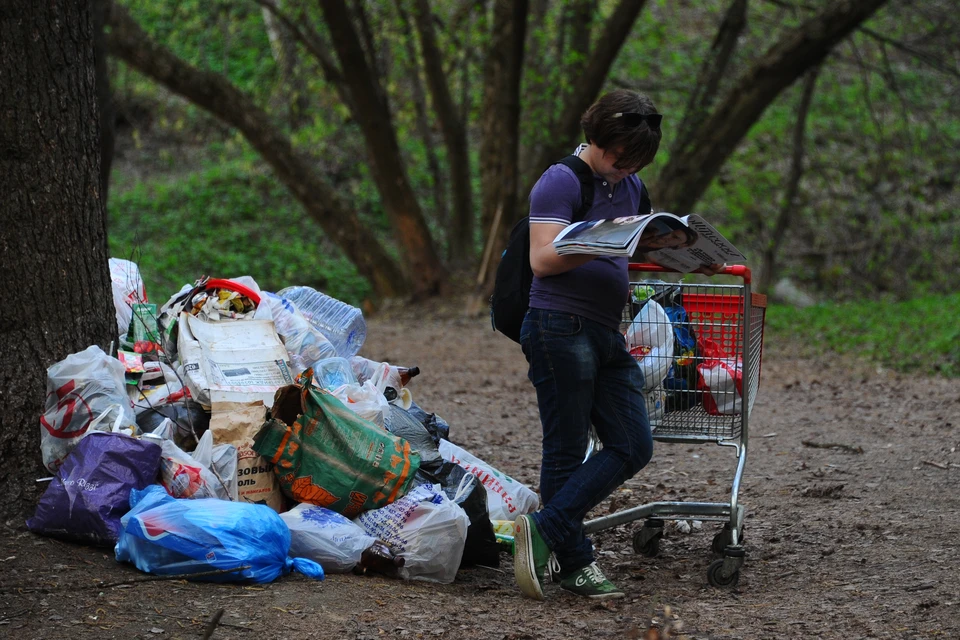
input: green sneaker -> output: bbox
[559,562,625,600]
[514,514,552,600]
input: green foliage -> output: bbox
[766,295,960,377]
[107,156,371,307]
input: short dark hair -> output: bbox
[580,90,661,171]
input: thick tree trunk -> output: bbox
[0,1,116,519]
[103,2,406,299]
[657,0,889,215]
[319,0,448,298]
[411,0,474,267]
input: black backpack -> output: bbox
[489,155,594,343]
[490,156,654,343]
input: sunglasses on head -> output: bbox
[612,112,663,129]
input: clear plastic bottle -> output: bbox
[277,286,367,358]
[262,292,338,372]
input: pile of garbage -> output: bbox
[27,259,539,585]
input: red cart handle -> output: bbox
[627,263,752,285]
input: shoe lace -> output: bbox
[548,554,561,578]
[583,562,607,585]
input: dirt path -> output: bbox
[3,306,959,639]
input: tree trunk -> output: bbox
[0,0,116,519]
[523,0,649,191]
[475,0,528,299]
[657,0,890,215]
[757,66,820,294]
[260,2,310,128]
[319,0,448,298]
[103,1,407,299]
[411,0,474,267]
[394,0,449,249]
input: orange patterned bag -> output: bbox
[253,371,420,518]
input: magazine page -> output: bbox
[645,214,746,272]
[553,213,685,257]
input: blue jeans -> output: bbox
[520,308,653,574]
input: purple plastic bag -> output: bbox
[27,431,162,546]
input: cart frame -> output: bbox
[582,263,766,588]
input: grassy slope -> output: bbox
[766,296,960,377]
[107,156,371,307]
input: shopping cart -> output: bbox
[582,263,766,588]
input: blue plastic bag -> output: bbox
[115,485,323,583]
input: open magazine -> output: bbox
[552,212,745,273]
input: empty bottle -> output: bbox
[277,286,367,358]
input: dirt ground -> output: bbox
[2,300,959,639]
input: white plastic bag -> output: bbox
[356,485,469,584]
[159,437,229,500]
[437,439,539,522]
[330,380,390,427]
[280,504,376,574]
[39,345,139,473]
[625,299,674,391]
[109,258,147,337]
[192,430,238,501]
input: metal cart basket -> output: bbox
[583,263,767,588]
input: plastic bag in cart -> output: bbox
[40,345,140,473]
[280,504,376,574]
[697,338,743,415]
[356,484,469,584]
[115,485,323,583]
[27,432,162,546]
[625,299,674,392]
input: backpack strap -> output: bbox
[555,155,594,222]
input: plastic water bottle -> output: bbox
[276,286,367,358]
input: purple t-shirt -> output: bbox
[528,163,646,329]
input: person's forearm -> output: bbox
[530,245,596,278]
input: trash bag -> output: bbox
[253,370,420,518]
[109,258,147,337]
[27,432,161,546]
[416,462,499,568]
[356,485,469,584]
[192,430,238,501]
[116,485,323,583]
[40,345,139,473]
[135,399,210,450]
[279,504,376,574]
[438,439,539,522]
[158,438,230,500]
[405,401,450,446]
[625,299,674,392]
[384,405,443,471]
[329,379,388,427]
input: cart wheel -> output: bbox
[711,524,744,554]
[633,530,661,557]
[707,559,740,588]
[632,520,664,558]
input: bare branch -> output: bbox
[675,0,748,155]
[657,0,890,215]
